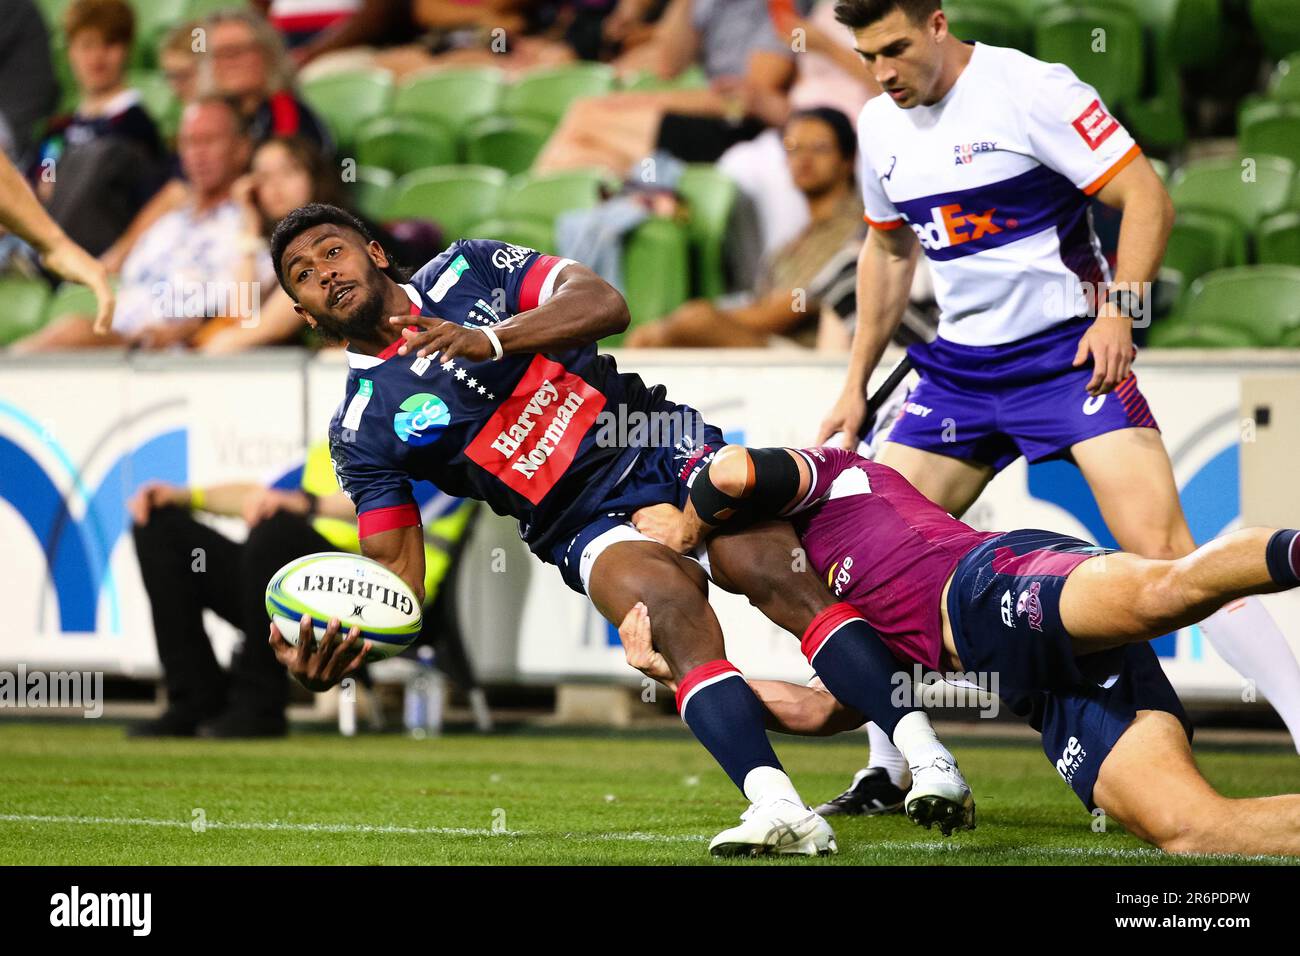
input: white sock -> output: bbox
[1201,596,1300,754]
[891,711,955,770]
[742,766,804,807]
[864,721,910,788]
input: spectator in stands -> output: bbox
[535,0,795,174]
[159,19,204,111]
[719,0,876,265]
[626,107,862,347]
[30,0,167,259]
[203,8,335,152]
[126,440,475,738]
[0,0,58,165]
[11,96,267,352]
[196,134,407,352]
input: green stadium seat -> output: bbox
[1100,0,1221,70]
[502,169,609,226]
[466,218,556,251]
[620,65,708,92]
[127,0,187,38]
[1155,209,1246,315]
[1033,4,1144,107]
[300,68,394,148]
[462,115,552,175]
[1166,265,1300,346]
[1240,102,1300,168]
[43,282,100,323]
[348,165,395,221]
[385,166,507,239]
[393,68,505,137]
[676,165,737,299]
[1256,211,1300,266]
[1270,55,1300,103]
[0,279,53,347]
[1159,209,1248,304]
[1168,155,1296,232]
[1251,0,1300,61]
[500,64,616,125]
[354,114,456,176]
[1147,322,1259,348]
[943,0,1031,51]
[618,218,691,338]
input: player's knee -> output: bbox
[1132,561,1190,632]
[1125,527,1195,561]
[1152,807,1227,855]
[708,445,752,499]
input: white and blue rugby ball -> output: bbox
[265,552,422,661]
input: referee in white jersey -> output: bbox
[811,0,1300,817]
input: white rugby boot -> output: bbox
[904,755,976,836]
[708,797,838,857]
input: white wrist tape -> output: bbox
[478,325,504,361]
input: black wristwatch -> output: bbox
[302,491,319,517]
[1105,288,1143,319]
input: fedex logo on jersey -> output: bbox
[465,354,605,504]
[906,202,1011,252]
[894,164,1082,261]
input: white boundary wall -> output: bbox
[2,348,1296,701]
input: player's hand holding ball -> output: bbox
[268,614,370,693]
[392,314,495,362]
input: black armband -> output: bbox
[690,447,802,527]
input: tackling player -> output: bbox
[813,0,1300,815]
[623,443,1300,856]
[263,203,973,856]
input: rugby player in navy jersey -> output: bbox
[263,202,975,855]
[621,443,1300,856]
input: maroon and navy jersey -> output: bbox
[788,446,1000,669]
[328,239,665,553]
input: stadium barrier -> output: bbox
[1,348,1296,702]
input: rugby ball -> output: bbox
[265,552,422,661]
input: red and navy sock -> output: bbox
[1266,530,1300,588]
[801,603,913,737]
[676,660,783,793]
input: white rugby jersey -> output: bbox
[857,43,1141,346]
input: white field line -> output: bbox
[0,814,1291,861]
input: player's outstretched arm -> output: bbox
[817,225,918,448]
[617,604,863,735]
[631,445,812,553]
[396,262,629,360]
[360,522,428,607]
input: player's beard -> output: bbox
[312,283,386,346]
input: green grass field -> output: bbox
[2,721,1298,865]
